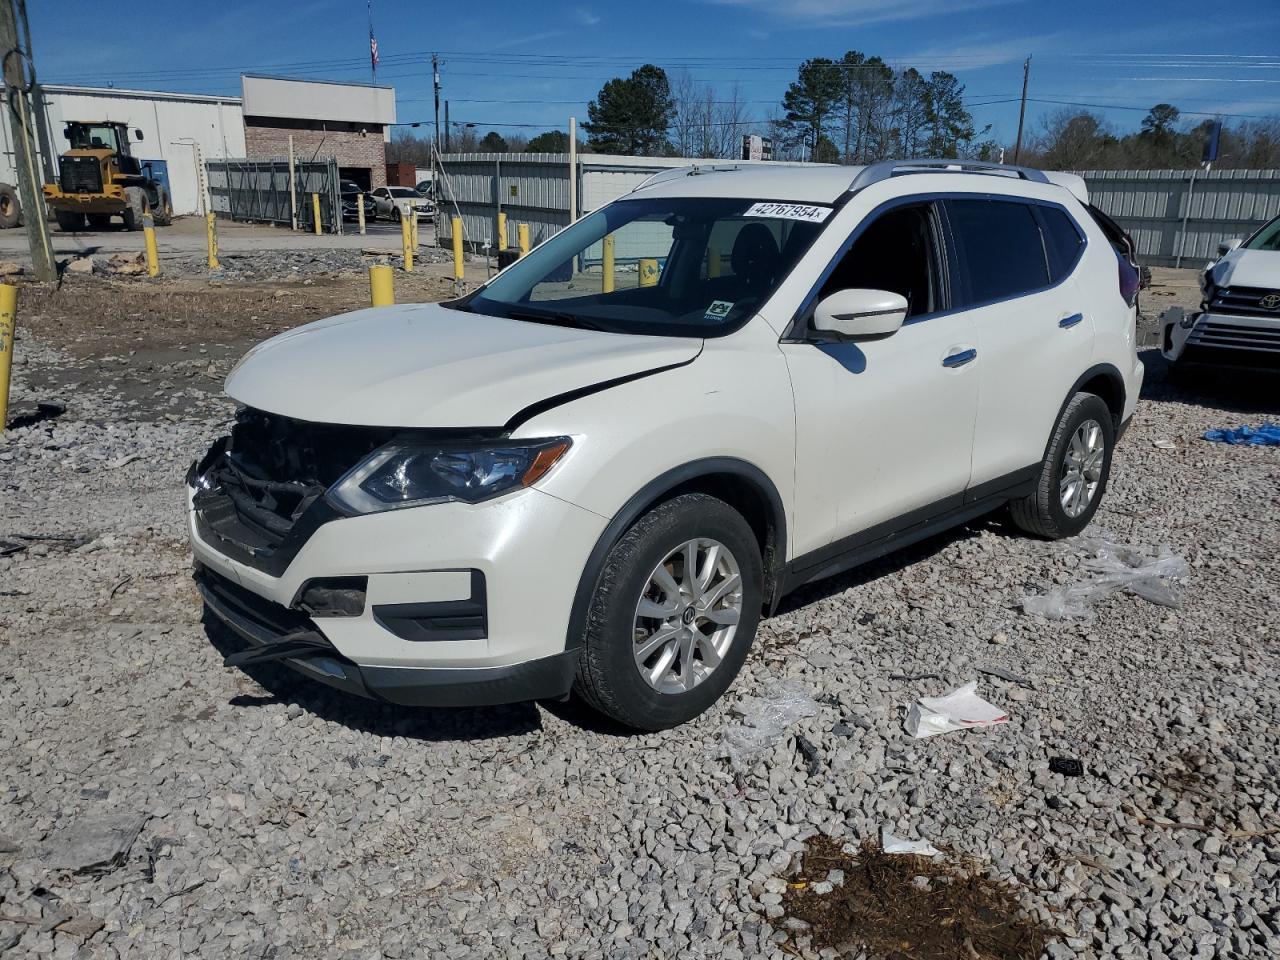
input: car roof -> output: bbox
[627,160,1082,206]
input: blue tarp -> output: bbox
[1203,423,1280,446]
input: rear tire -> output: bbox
[151,186,172,226]
[55,209,85,232]
[1010,393,1114,540]
[574,494,763,731]
[0,184,20,229]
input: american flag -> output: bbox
[369,29,379,71]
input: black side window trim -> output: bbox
[784,195,953,340]
[944,194,1088,313]
[1031,203,1087,283]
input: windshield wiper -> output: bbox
[503,308,607,332]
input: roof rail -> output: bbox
[848,159,1050,193]
[629,163,748,194]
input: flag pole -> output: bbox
[368,0,377,86]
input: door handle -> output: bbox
[942,348,977,368]
[1059,312,1084,329]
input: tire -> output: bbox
[121,187,147,231]
[151,186,172,226]
[574,493,763,731]
[0,184,19,229]
[87,214,112,230]
[1010,393,1115,539]
[393,207,402,224]
[54,209,85,232]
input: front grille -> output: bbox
[1188,320,1280,354]
[1211,286,1280,318]
[58,156,103,194]
[192,408,394,572]
[196,563,314,639]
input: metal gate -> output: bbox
[205,158,342,233]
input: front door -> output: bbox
[782,201,980,565]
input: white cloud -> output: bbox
[705,0,1022,27]
[896,34,1059,72]
[575,8,601,26]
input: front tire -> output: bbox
[1010,393,1114,539]
[575,494,763,731]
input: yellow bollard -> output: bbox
[311,193,322,236]
[0,284,15,431]
[518,222,530,257]
[143,217,160,277]
[707,242,720,278]
[356,193,366,235]
[369,265,394,306]
[602,234,615,293]
[451,217,465,282]
[400,215,413,272]
[497,212,507,251]
[638,257,659,288]
[206,213,219,270]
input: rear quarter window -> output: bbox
[1038,207,1086,282]
[947,198,1050,305]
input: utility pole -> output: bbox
[432,53,441,154]
[444,100,450,153]
[15,0,53,182]
[0,0,55,282]
[1013,55,1031,165]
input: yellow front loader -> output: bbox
[42,121,172,231]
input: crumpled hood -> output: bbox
[1209,247,1279,290]
[225,302,701,428]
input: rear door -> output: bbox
[944,197,1094,490]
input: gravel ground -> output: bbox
[1,271,1278,959]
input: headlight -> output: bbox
[326,437,571,514]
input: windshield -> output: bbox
[459,196,829,337]
[1243,215,1280,252]
[69,124,122,152]
[390,187,418,198]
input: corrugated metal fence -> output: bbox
[206,158,342,233]
[1078,169,1280,267]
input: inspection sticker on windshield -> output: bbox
[744,202,832,223]
[704,300,735,322]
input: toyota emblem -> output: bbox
[1260,293,1280,311]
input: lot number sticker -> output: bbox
[744,202,832,223]
[704,300,735,322]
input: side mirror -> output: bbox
[812,288,908,341]
[1217,238,1241,256]
[134,129,144,141]
[62,125,71,140]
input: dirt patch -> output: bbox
[782,835,1057,960]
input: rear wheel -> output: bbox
[1010,393,1114,539]
[393,207,402,224]
[0,184,20,228]
[54,209,85,232]
[575,493,763,730]
[151,186,172,226]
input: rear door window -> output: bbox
[946,199,1049,305]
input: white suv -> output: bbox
[188,160,1143,730]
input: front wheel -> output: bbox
[574,493,763,731]
[1010,392,1115,539]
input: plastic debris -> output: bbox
[975,665,1035,690]
[1049,757,1085,777]
[1152,438,1177,450]
[719,678,819,767]
[904,681,1009,739]
[1022,537,1190,620]
[38,813,147,875]
[881,827,942,856]
[1203,422,1280,446]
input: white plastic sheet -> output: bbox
[1022,537,1190,620]
[904,681,1009,739]
[719,678,819,767]
[880,827,942,856]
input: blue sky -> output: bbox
[33,0,1280,147]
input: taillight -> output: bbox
[1116,250,1139,308]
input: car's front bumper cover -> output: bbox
[197,563,578,706]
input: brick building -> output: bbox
[241,75,395,191]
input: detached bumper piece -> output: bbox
[195,565,576,707]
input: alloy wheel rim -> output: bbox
[1060,418,1105,518]
[632,538,743,695]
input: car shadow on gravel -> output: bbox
[203,614,545,743]
[1138,347,1280,415]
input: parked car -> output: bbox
[1162,212,1280,374]
[415,180,434,199]
[370,186,434,223]
[339,181,375,222]
[189,159,1142,730]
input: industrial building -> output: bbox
[0,75,392,219]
